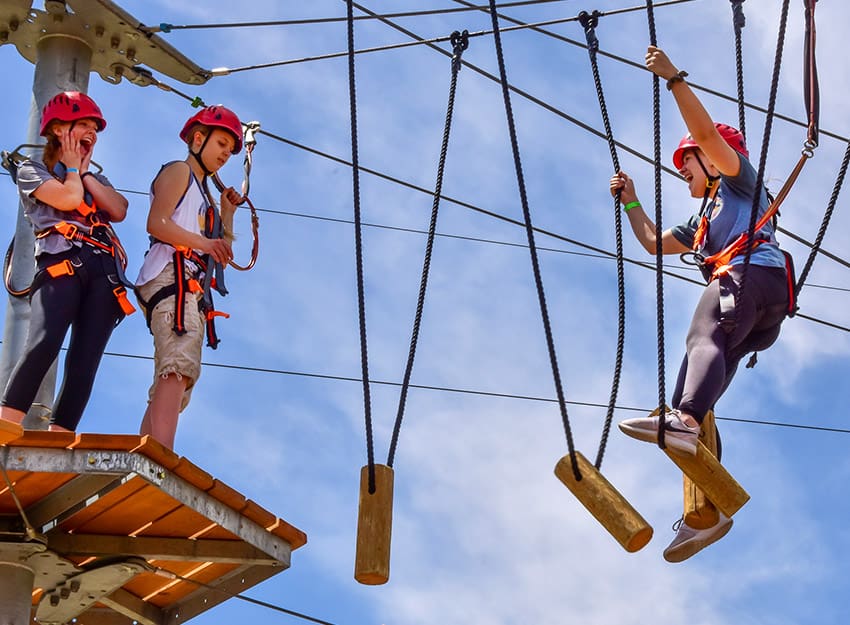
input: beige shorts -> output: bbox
[137,264,205,412]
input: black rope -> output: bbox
[730,0,747,139]
[488,0,580,480]
[578,10,625,471]
[645,1,668,448]
[736,0,790,325]
[346,0,376,493]
[387,30,469,469]
[795,140,850,297]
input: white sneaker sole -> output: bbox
[663,518,734,563]
[618,421,698,455]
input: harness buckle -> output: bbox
[54,222,80,241]
[112,286,137,315]
[46,259,75,278]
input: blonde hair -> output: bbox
[41,122,63,172]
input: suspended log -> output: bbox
[682,410,720,529]
[354,464,394,585]
[665,437,749,519]
[554,451,653,553]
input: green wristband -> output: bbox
[623,201,641,212]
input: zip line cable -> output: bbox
[93,348,850,436]
[206,0,697,76]
[144,0,572,33]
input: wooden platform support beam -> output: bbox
[554,451,653,553]
[354,464,394,585]
[683,410,720,529]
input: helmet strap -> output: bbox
[189,131,215,177]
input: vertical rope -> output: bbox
[347,0,375,493]
[645,1,667,447]
[578,11,626,471]
[488,0,580,480]
[737,0,790,322]
[387,31,469,469]
[730,0,747,139]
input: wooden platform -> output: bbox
[0,432,306,625]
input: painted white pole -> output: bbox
[0,9,92,429]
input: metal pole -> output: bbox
[0,561,36,625]
[0,28,92,429]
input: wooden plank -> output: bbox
[26,474,123,529]
[98,587,164,625]
[12,430,75,448]
[69,433,145,451]
[131,436,181,470]
[47,533,283,565]
[269,519,308,550]
[68,481,181,535]
[242,499,276,530]
[171,458,215,492]
[206,479,247,512]
[140,505,230,540]
[125,562,239,608]
[56,479,148,533]
[161,564,283,623]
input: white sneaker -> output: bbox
[618,409,700,455]
[663,514,733,563]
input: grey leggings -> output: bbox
[671,264,788,426]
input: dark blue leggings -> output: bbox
[2,246,123,430]
[671,264,788,428]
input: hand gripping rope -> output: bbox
[354,26,471,585]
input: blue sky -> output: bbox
[2,1,850,624]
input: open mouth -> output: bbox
[79,137,94,154]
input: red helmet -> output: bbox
[179,105,243,154]
[39,91,106,136]
[672,123,748,170]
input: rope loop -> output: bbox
[730,0,746,31]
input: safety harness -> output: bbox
[137,167,230,349]
[31,166,136,315]
[681,179,798,330]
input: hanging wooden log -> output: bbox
[354,463,394,585]
[554,451,653,553]
[682,410,720,529]
[665,434,749,519]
